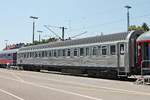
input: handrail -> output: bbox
[141,60,150,76]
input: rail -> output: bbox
[135,60,150,85]
[141,60,150,76]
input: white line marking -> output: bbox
[0,88,24,100]
[15,73,150,96]
[11,73,24,82]
[0,76,102,100]
[23,81,102,100]
[1,70,150,96]
[0,69,24,82]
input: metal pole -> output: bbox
[30,16,38,44]
[61,27,67,41]
[37,30,43,42]
[39,34,41,42]
[127,9,130,32]
[125,5,131,33]
[62,27,64,41]
[33,21,35,43]
[141,60,143,77]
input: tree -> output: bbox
[25,37,58,46]
[128,22,149,32]
[142,22,149,32]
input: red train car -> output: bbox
[0,49,18,68]
[137,31,150,75]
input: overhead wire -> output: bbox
[44,25,61,39]
[71,13,150,32]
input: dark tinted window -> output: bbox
[120,44,125,55]
[80,48,84,56]
[85,47,89,56]
[102,46,107,55]
[110,45,116,55]
[74,49,78,56]
[67,49,70,56]
[62,49,65,56]
[93,47,97,55]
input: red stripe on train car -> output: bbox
[0,59,14,64]
[137,40,150,43]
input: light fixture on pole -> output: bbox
[125,5,132,33]
[30,16,38,43]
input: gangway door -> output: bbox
[141,43,150,75]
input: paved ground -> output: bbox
[0,68,150,100]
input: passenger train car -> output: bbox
[17,30,147,78]
[137,31,150,75]
[0,49,18,68]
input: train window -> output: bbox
[48,51,52,57]
[26,53,28,58]
[98,46,101,56]
[35,52,38,58]
[102,46,107,55]
[85,47,89,56]
[31,52,33,57]
[74,48,78,56]
[29,52,33,58]
[62,49,65,56]
[58,50,61,57]
[42,51,45,57]
[30,52,33,57]
[67,49,71,56]
[120,44,125,55]
[45,51,48,57]
[93,47,98,55]
[39,52,41,57]
[29,52,31,58]
[54,50,57,57]
[110,45,116,55]
[27,52,29,58]
[24,53,27,58]
[33,52,35,58]
[80,48,84,56]
[51,50,54,57]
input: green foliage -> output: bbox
[25,37,58,46]
[128,22,149,32]
[142,22,149,32]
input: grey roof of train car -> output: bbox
[137,31,150,41]
[19,32,128,51]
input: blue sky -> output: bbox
[0,0,150,49]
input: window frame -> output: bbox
[120,43,125,55]
[85,47,90,56]
[92,46,98,56]
[73,48,78,57]
[79,48,84,57]
[110,45,116,55]
[102,45,108,55]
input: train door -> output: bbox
[117,42,127,76]
[137,42,150,75]
[141,43,149,68]
[118,43,125,67]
